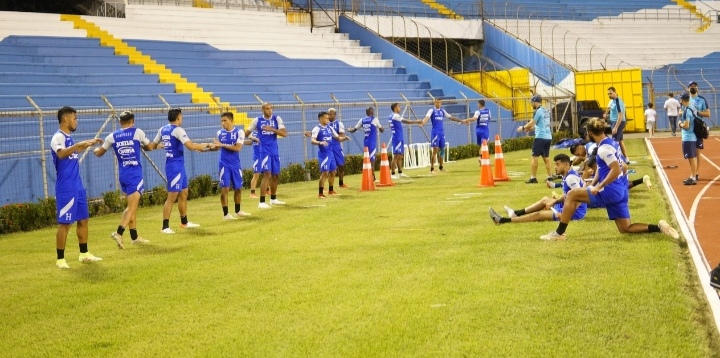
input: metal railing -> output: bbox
[125,0,279,11]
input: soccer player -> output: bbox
[148,108,213,233]
[245,102,288,209]
[51,106,104,268]
[420,98,466,173]
[539,118,678,241]
[679,93,699,185]
[388,103,420,178]
[688,81,711,180]
[327,108,350,188]
[603,86,628,159]
[463,99,492,145]
[348,107,384,179]
[489,154,587,224]
[517,94,553,183]
[311,111,349,198]
[93,111,152,249]
[211,112,251,219]
[247,129,263,198]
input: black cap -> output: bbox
[531,94,542,103]
[680,93,690,101]
[688,81,698,87]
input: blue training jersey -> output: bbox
[389,113,404,143]
[327,120,344,149]
[475,108,491,128]
[607,97,625,123]
[250,129,261,160]
[426,108,449,133]
[217,127,243,169]
[596,137,626,187]
[312,124,336,155]
[355,116,380,148]
[102,127,149,180]
[680,105,698,142]
[154,124,189,164]
[690,95,708,113]
[561,168,587,214]
[248,115,284,156]
[50,130,84,193]
[533,106,552,140]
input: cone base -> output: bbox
[376,183,394,187]
[493,177,510,182]
[478,183,496,187]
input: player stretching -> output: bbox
[311,111,349,198]
[94,111,152,249]
[420,98,466,173]
[247,129,264,198]
[348,107,384,180]
[211,112,251,219]
[327,108,350,188]
[245,103,288,209]
[388,103,420,178]
[51,106,103,268]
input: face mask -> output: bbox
[690,88,698,95]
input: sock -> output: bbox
[530,176,536,179]
[223,206,228,216]
[162,219,169,230]
[556,222,569,235]
[631,178,644,187]
[260,196,266,203]
[398,170,403,174]
[181,216,188,225]
[648,224,661,233]
[130,229,138,240]
[431,167,434,171]
[235,204,240,213]
[339,179,344,186]
[391,171,395,175]
[515,209,526,216]
[500,217,511,224]
[329,185,333,192]
[57,249,64,260]
[439,165,443,170]
[79,243,88,254]
[271,195,277,200]
[116,225,125,236]
[319,187,324,195]
[251,189,256,194]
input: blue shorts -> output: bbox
[611,121,626,141]
[332,146,345,166]
[682,141,697,159]
[551,203,587,221]
[366,145,377,163]
[431,132,446,149]
[391,139,405,155]
[120,172,145,196]
[696,137,704,150]
[476,126,489,145]
[219,165,243,190]
[532,138,551,157]
[587,183,630,220]
[56,189,89,224]
[260,153,280,176]
[252,155,262,174]
[319,152,337,172]
[166,162,188,192]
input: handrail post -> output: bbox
[25,95,49,199]
[293,93,309,168]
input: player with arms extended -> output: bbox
[244,102,288,209]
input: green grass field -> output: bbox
[1,138,719,357]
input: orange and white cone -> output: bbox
[478,139,495,187]
[493,135,509,181]
[377,143,394,187]
[361,147,376,191]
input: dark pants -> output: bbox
[668,115,677,134]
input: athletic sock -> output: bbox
[329,185,333,192]
[631,178,644,188]
[222,206,228,216]
[500,217,511,224]
[162,219,170,230]
[235,204,240,213]
[339,179,344,186]
[398,170,403,174]
[439,165,443,170]
[515,209,526,216]
[129,229,138,240]
[251,189,256,195]
[556,222,569,235]
[116,225,125,236]
[260,196,266,203]
[648,224,661,233]
[391,171,395,175]
[57,249,64,260]
[79,243,88,254]
[319,187,323,195]
[181,216,188,225]
[271,194,277,200]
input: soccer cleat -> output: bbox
[181,222,200,228]
[131,237,150,244]
[56,259,70,269]
[339,184,350,188]
[160,228,175,234]
[540,231,566,241]
[110,232,125,250]
[223,214,238,220]
[318,194,327,199]
[270,199,285,205]
[546,176,555,182]
[643,175,652,189]
[391,174,399,179]
[683,177,697,185]
[489,207,503,225]
[249,193,258,199]
[328,191,340,196]
[504,205,517,218]
[658,220,680,239]
[258,202,272,209]
[235,211,251,217]
[696,174,699,181]
[399,173,410,178]
[525,178,538,184]
[430,169,437,174]
[79,252,103,263]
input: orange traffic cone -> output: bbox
[493,135,509,181]
[361,146,376,191]
[478,139,495,187]
[377,143,394,187]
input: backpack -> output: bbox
[686,107,709,140]
[711,263,720,290]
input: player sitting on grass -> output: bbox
[490,154,586,224]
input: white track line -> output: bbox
[645,138,720,334]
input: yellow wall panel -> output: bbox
[575,68,645,132]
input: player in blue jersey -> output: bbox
[603,86,628,159]
[679,93,699,185]
[540,118,678,241]
[462,99,492,145]
[420,98,466,173]
[688,81,711,181]
[348,107,384,179]
[148,108,214,233]
[93,111,152,249]
[247,129,263,198]
[311,111,349,198]
[51,106,104,268]
[518,94,554,183]
[388,103,420,178]
[244,102,288,209]
[489,154,587,224]
[327,108,350,189]
[210,112,252,219]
